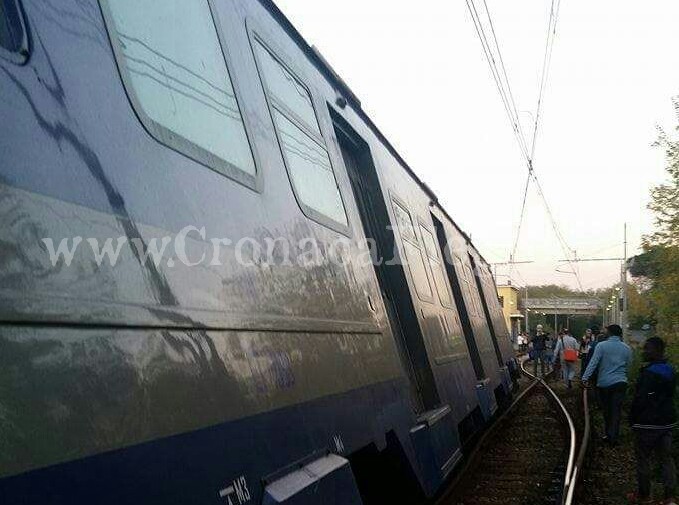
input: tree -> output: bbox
[627,282,655,330]
[629,97,679,338]
[522,284,579,298]
[646,99,679,249]
[522,284,606,336]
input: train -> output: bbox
[0,0,518,503]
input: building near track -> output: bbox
[496,284,524,339]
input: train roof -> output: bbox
[261,1,492,269]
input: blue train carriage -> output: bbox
[467,245,518,390]
[0,0,413,503]
[474,248,520,379]
[247,0,503,495]
[0,0,504,503]
[329,104,492,492]
[423,213,508,418]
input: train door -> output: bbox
[332,114,440,413]
[468,254,504,368]
[431,216,486,382]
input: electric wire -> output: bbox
[468,0,526,156]
[467,0,536,271]
[531,171,584,290]
[466,0,537,275]
[530,0,562,161]
[481,0,531,158]
[465,0,530,162]
[526,0,582,290]
[466,0,582,290]
[509,172,532,279]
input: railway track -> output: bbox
[437,358,589,505]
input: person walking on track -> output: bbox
[546,331,556,365]
[582,324,633,444]
[531,325,549,377]
[628,337,677,505]
[580,328,594,374]
[554,329,579,389]
[550,331,561,377]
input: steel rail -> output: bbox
[439,358,575,505]
[520,357,577,502]
[564,388,591,505]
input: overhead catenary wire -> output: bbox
[530,0,562,161]
[509,171,532,278]
[466,0,584,291]
[467,0,530,162]
[465,0,530,163]
[466,0,538,279]
[524,0,584,290]
[480,0,531,159]
[531,171,584,290]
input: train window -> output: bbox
[252,37,348,229]
[100,0,257,184]
[273,109,347,225]
[420,225,439,260]
[420,225,453,308]
[391,200,433,302]
[455,256,477,316]
[404,239,434,301]
[392,203,417,244]
[0,0,29,64]
[465,264,483,316]
[253,41,321,135]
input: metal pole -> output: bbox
[622,223,628,335]
[612,290,617,326]
[524,286,529,333]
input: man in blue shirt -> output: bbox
[582,324,633,444]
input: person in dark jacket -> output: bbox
[628,337,677,505]
[531,325,549,376]
[580,328,594,374]
[588,325,606,356]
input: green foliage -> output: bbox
[628,247,664,280]
[524,284,605,336]
[524,283,610,299]
[629,97,679,340]
[646,100,679,249]
[627,283,655,329]
[523,284,579,298]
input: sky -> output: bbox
[274,0,679,290]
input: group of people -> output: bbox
[525,324,677,504]
[527,324,582,386]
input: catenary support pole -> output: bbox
[525,286,529,333]
[622,223,628,335]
